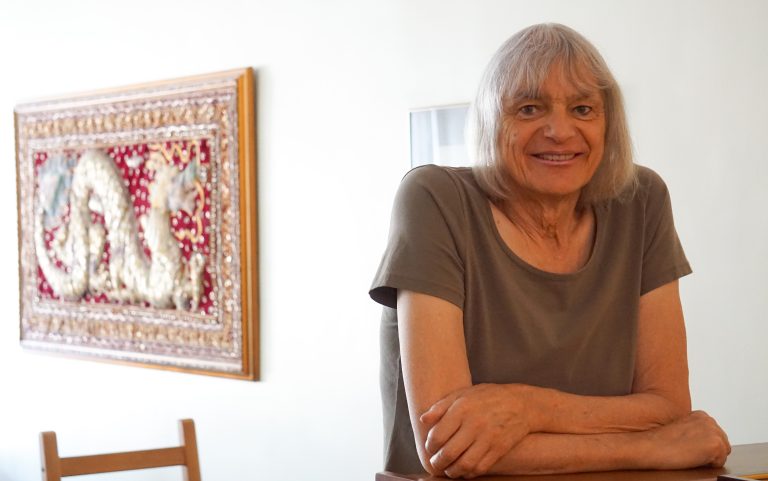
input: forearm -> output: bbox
[523,282,691,434]
[419,381,689,475]
[519,384,689,434]
[485,410,730,477]
[488,431,654,475]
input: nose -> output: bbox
[543,108,576,142]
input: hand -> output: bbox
[646,410,731,469]
[420,384,532,478]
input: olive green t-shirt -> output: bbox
[369,164,691,474]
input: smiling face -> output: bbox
[499,63,606,203]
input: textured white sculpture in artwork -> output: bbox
[34,149,205,311]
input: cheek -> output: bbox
[499,122,519,158]
[593,132,606,158]
[593,121,607,153]
[581,124,606,162]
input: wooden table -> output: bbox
[376,443,768,481]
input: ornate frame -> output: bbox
[15,69,259,380]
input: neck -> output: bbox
[498,190,585,247]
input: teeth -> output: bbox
[538,153,576,161]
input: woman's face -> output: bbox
[499,64,606,202]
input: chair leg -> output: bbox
[40,432,62,481]
[180,419,202,481]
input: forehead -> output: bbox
[509,60,603,101]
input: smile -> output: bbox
[531,152,582,165]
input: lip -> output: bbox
[529,152,583,166]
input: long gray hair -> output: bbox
[469,23,637,205]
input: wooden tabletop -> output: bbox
[376,443,768,481]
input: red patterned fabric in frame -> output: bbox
[34,140,216,316]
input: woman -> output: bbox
[370,23,730,478]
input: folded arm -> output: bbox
[485,413,729,478]
[397,281,726,477]
[420,280,691,438]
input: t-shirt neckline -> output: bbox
[481,195,604,281]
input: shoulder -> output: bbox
[395,165,475,211]
[607,165,671,214]
[607,165,679,241]
[400,164,467,193]
[634,165,671,203]
[601,165,677,231]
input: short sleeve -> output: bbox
[640,169,692,295]
[369,165,466,309]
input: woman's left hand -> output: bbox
[420,383,534,478]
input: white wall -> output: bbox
[0,1,766,480]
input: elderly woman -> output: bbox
[370,23,730,478]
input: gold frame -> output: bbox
[15,69,259,380]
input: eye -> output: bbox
[516,104,540,118]
[573,105,593,116]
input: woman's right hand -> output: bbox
[419,384,533,477]
[645,410,731,469]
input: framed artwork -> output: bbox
[409,103,470,168]
[15,68,259,380]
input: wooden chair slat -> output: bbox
[39,419,201,480]
[60,447,185,475]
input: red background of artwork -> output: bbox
[33,140,216,316]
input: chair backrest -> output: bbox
[40,418,201,481]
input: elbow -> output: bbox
[670,398,691,420]
[627,391,691,430]
[655,393,691,425]
[665,389,692,420]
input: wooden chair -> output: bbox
[40,418,201,481]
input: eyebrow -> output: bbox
[510,89,602,104]
[567,92,602,102]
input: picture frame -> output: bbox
[409,103,470,168]
[14,68,259,380]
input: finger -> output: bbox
[709,434,731,467]
[721,431,732,455]
[721,433,732,457]
[709,452,727,469]
[443,464,473,479]
[441,420,525,477]
[720,427,732,454]
[471,444,507,477]
[430,425,477,472]
[710,418,731,454]
[425,411,463,456]
[421,394,456,426]
[443,439,491,479]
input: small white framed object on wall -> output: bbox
[409,104,470,168]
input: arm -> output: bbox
[396,289,473,475]
[423,280,691,440]
[399,282,720,477]
[525,277,694,432]
[484,412,729,478]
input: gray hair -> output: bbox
[469,23,637,205]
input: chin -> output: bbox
[524,179,588,200]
